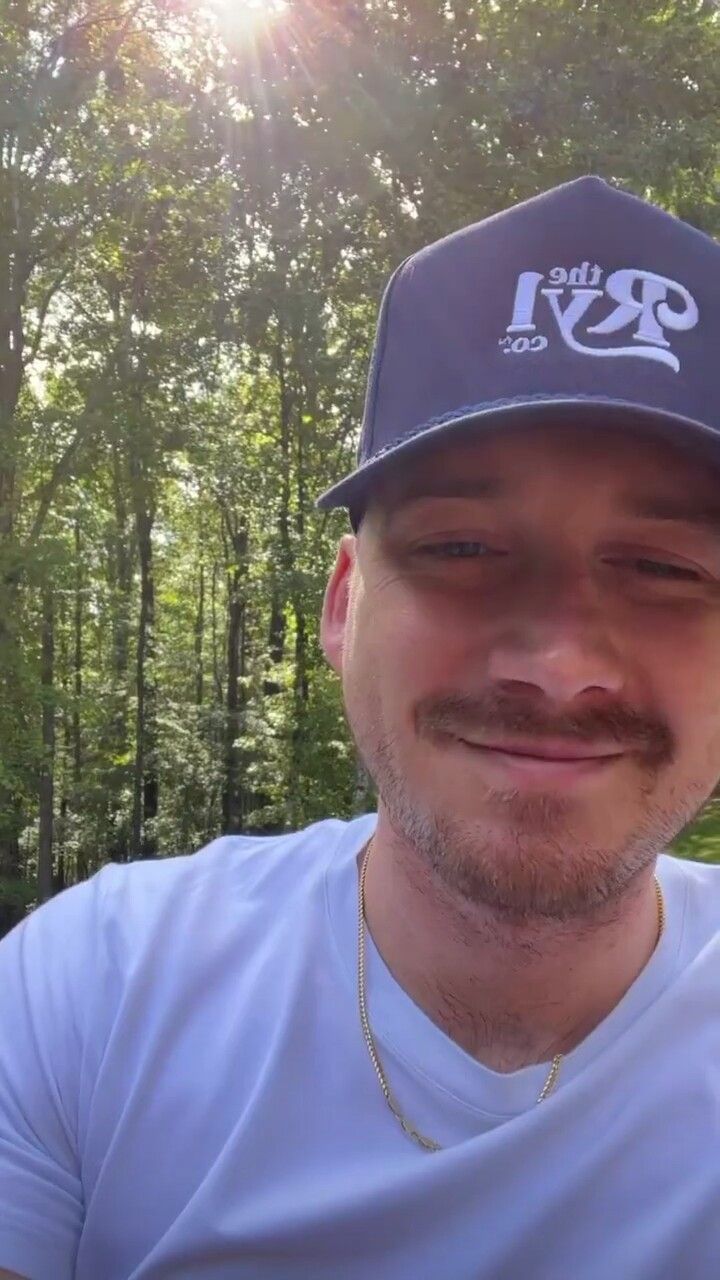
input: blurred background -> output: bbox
[2,0,720,935]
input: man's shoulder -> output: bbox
[82,816,364,939]
[2,816,371,972]
[658,850,720,952]
[661,850,720,896]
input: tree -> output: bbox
[3,0,720,925]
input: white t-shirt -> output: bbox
[2,814,720,1280]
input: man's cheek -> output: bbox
[691,724,720,783]
[661,710,720,806]
[674,680,720,755]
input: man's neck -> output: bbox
[361,821,661,1073]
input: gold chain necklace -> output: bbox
[358,837,666,1152]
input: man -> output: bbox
[3,175,720,1279]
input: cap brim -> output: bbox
[315,396,720,514]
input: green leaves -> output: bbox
[2,0,720,909]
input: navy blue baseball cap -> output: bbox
[316,176,720,522]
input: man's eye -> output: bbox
[611,556,704,582]
[419,541,500,559]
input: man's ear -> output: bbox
[321,534,357,675]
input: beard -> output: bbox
[348,687,711,922]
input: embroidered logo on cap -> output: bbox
[499,264,698,372]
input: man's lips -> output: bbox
[457,736,626,762]
[447,735,627,788]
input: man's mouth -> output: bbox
[452,735,626,787]
[459,736,625,762]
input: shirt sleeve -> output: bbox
[0,877,101,1280]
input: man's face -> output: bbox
[321,423,720,918]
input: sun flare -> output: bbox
[203,0,288,20]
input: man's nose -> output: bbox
[485,575,625,703]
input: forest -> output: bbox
[2,0,720,935]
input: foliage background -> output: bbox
[2,0,720,933]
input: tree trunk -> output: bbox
[352,759,375,815]
[267,589,286,664]
[195,557,205,707]
[105,447,133,862]
[211,559,223,707]
[0,455,17,542]
[0,405,25,876]
[289,364,310,825]
[221,517,247,833]
[55,596,69,893]
[72,516,86,879]
[0,289,24,544]
[131,504,158,858]
[37,587,55,904]
[272,331,293,660]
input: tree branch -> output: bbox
[25,376,110,545]
[24,266,74,367]
[26,432,85,546]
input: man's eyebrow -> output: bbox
[623,496,720,531]
[390,478,505,506]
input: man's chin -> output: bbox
[425,779,588,839]
[426,830,650,921]
[392,794,663,918]
[480,786,577,825]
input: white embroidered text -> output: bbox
[499,264,698,372]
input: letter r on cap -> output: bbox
[587,269,699,348]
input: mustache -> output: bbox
[415,692,676,766]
